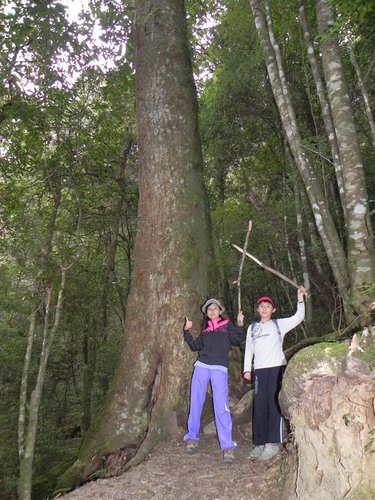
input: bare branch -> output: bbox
[232,243,300,289]
[236,221,252,313]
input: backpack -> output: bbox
[250,319,281,337]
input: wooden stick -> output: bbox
[236,221,252,313]
[232,243,300,289]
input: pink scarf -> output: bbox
[204,317,229,332]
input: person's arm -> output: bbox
[278,286,306,336]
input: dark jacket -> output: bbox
[183,318,243,368]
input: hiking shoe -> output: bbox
[185,439,199,453]
[249,445,264,459]
[223,448,235,463]
[258,443,281,460]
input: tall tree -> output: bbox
[18,267,68,500]
[248,0,375,322]
[59,0,214,489]
[315,0,375,312]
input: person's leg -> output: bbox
[183,366,210,441]
[267,366,284,444]
[210,369,235,450]
[252,368,269,446]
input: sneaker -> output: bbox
[185,439,199,453]
[258,443,281,460]
[249,445,264,459]
[223,448,235,463]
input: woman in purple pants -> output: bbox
[183,298,244,463]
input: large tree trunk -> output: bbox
[280,342,375,498]
[58,0,213,490]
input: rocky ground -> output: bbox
[60,427,292,500]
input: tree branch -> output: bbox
[232,243,300,289]
[234,220,252,313]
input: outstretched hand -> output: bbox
[184,316,192,330]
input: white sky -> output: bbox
[59,0,120,78]
[61,0,89,22]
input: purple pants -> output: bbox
[183,365,235,450]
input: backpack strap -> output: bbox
[250,322,255,337]
[273,319,281,335]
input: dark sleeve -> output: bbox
[183,329,203,351]
[227,322,244,346]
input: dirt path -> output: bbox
[62,431,288,500]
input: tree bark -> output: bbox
[248,0,361,322]
[58,0,214,489]
[18,185,63,499]
[18,269,67,500]
[280,343,375,498]
[294,183,312,331]
[315,0,375,311]
[18,309,37,461]
[297,0,345,213]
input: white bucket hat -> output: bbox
[201,298,225,314]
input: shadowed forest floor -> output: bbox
[61,430,291,500]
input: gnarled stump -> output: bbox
[280,343,375,499]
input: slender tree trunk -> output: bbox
[284,144,311,330]
[18,309,38,461]
[58,0,214,489]
[81,324,96,434]
[101,139,133,341]
[249,0,354,321]
[81,139,135,432]
[18,269,67,500]
[18,187,62,498]
[297,0,345,212]
[315,0,375,311]
[294,183,312,330]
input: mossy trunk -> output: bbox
[58,0,214,492]
[280,343,375,499]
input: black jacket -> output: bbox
[184,318,243,368]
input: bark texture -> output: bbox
[280,343,375,499]
[315,0,375,311]
[297,0,344,209]
[58,0,213,491]
[248,0,354,321]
